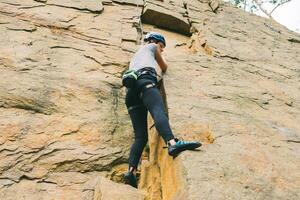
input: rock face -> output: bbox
[1,0,300,200]
[0,0,140,199]
[94,177,145,200]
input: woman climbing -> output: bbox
[123,32,201,188]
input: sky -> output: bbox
[271,0,300,33]
[224,0,300,34]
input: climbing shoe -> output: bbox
[124,171,137,188]
[168,139,201,157]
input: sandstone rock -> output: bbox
[209,0,219,13]
[112,0,144,6]
[94,177,145,200]
[0,174,143,200]
[0,1,139,199]
[138,1,300,199]
[34,0,47,3]
[47,0,104,13]
[1,0,300,199]
[142,2,191,36]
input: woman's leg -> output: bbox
[127,106,148,170]
[141,87,175,144]
[125,88,148,171]
[141,86,201,157]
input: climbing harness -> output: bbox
[127,104,143,112]
[122,69,138,88]
[137,67,157,78]
[122,67,157,88]
[126,82,156,112]
[139,82,156,101]
[140,82,156,93]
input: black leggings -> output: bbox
[125,76,175,170]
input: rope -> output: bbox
[136,1,144,45]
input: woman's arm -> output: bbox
[155,44,168,73]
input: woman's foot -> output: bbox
[168,138,201,157]
[124,168,137,188]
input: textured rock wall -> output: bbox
[138,1,300,200]
[1,0,300,200]
[0,0,143,199]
